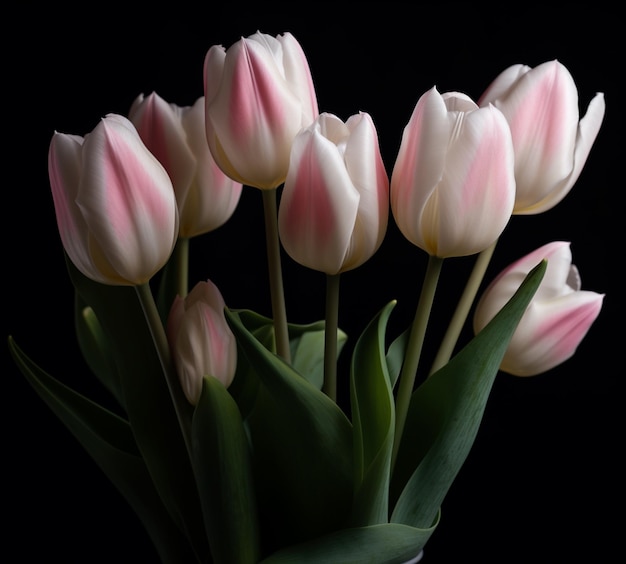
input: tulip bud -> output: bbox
[129,92,243,238]
[478,60,605,214]
[473,242,604,376]
[278,112,389,274]
[204,31,319,189]
[167,280,237,405]
[390,88,516,258]
[48,114,179,285]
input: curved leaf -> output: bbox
[350,300,397,526]
[7,337,196,564]
[226,309,353,552]
[192,376,260,564]
[64,256,209,561]
[74,292,123,407]
[260,520,438,564]
[391,261,546,528]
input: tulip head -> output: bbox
[473,241,604,376]
[167,280,237,405]
[129,92,243,239]
[278,112,389,275]
[204,31,319,190]
[390,87,515,258]
[479,60,605,214]
[48,114,179,286]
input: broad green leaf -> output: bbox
[386,328,410,390]
[74,292,123,407]
[192,376,261,564]
[350,301,397,526]
[260,520,438,564]
[64,256,210,562]
[234,309,347,389]
[7,337,196,564]
[391,261,546,528]
[226,309,353,552]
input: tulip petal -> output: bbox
[78,115,178,284]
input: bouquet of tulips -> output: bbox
[9,31,605,563]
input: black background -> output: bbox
[5,6,623,563]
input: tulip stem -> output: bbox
[392,255,443,473]
[262,188,291,363]
[323,273,341,402]
[173,236,190,299]
[135,282,193,458]
[428,240,497,376]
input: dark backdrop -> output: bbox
[5,6,622,562]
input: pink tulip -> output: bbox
[48,114,179,286]
[278,112,389,275]
[204,31,319,190]
[479,60,605,214]
[391,88,516,258]
[129,92,242,238]
[473,241,604,376]
[167,280,237,405]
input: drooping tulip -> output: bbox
[129,92,243,238]
[278,112,389,274]
[391,87,516,258]
[167,280,237,405]
[473,241,604,376]
[48,114,179,286]
[478,60,605,214]
[203,31,319,189]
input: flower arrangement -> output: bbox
[8,31,606,563]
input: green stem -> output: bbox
[391,255,444,472]
[428,240,497,376]
[135,282,193,459]
[262,188,291,363]
[173,236,190,299]
[323,273,341,402]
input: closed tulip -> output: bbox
[391,87,516,258]
[48,114,179,286]
[129,92,243,238]
[204,31,319,189]
[478,60,605,214]
[278,112,389,275]
[473,241,604,376]
[167,280,237,405]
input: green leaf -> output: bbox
[74,292,123,407]
[234,309,347,389]
[260,520,438,564]
[386,328,409,390]
[64,256,209,562]
[226,308,354,552]
[7,336,196,564]
[192,376,261,564]
[390,261,546,528]
[350,300,397,526]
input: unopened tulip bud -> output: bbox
[391,87,516,258]
[48,114,179,285]
[473,241,604,376]
[167,280,237,405]
[278,112,389,274]
[479,60,605,214]
[204,31,319,189]
[129,92,242,238]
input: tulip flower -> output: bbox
[478,60,605,214]
[390,87,516,258]
[48,113,179,286]
[278,112,389,275]
[167,280,237,405]
[203,31,319,190]
[129,92,243,239]
[473,241,604,376]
